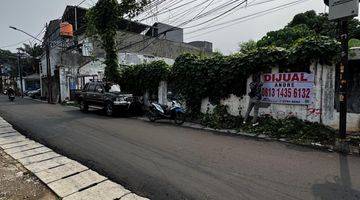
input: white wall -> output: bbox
[200,63,360,132]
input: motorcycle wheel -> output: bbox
[174,112,185,125]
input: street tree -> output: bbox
[17,43,42,74]
[257,24,315,48]
[288,10,360,39]
[238,40,257,54]
[86,0,150,83]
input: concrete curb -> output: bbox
[0,116,149,200]
[137,117,360,156]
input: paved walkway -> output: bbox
[0,116,148,200]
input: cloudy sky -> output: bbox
[0,0,325,54]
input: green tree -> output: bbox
[18,43,43,74]
[257,24,315,48]
[238,40,257,54]
[288,10,360,39]
[86,0,149,82]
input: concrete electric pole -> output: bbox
[324,0,359,151]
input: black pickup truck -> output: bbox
[76,81,136,116]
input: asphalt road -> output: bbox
[0,96,360,200]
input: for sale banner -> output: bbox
[261,72,314,105]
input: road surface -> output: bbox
[0,96,359,200]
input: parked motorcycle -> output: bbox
[147,100,186,125]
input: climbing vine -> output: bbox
[170,36,340,114]
[117,36,340,115]
[119,60,170,96]
[86,0,149,82]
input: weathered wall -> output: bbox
[86,31,209,60]
[200,63,360,132]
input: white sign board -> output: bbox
[261,73,315,105]
[329,0,359,20]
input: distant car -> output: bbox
[28,89,41,99]
[76,82,137,116]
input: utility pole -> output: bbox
[9,25,53,102]
[324,0,359,152]
[45,23,53,103]
[17,50,24,98]
[74,6,78,31]
[339,20,349,139]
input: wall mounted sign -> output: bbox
[261,72,315,105]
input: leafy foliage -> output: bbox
[257,24,315,48]
[18,43,43,74]
[170,36,340,114]
[242,116,337,145]
[238,40,257,54]
[119,60,170,95]
[86,0,149,82]
[258,10,360,49]
[201,105,243,129]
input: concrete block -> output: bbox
[0,122,11,128]
[0,132,21,138]
[35,161,88,184]
[18,151,61,165]
[121,193,149,200]
[0,136,26,145]
[48,170,107,198]
[10,146,51,159]
[25,157,73,173]
[63,180,130,200]
[1,140,36,149]
[0,127,16,134]
[4,142,43,154]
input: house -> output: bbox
[40,5,213,103]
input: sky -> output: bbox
[0,0,326,54]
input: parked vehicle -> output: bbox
[28,89,41,99]
[147,100,186,125]
[76,81,136,116]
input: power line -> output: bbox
[77,0,88,7]
[186,0,309,39]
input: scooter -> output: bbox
[147,100,186,125]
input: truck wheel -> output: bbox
[174,112,185,125]
[79,100,89,112]
[105,103,114,116]
[146,110,156,122]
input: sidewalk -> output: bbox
[0,148,57,200]
[0,115,149,200]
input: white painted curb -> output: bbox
[0,116,149,200]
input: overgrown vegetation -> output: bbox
[201,105,243,130]
[242,116,337,145]
[200,106,337,145]
[86,0,149,82]
[119,60,170,95]
[171,36,340,115]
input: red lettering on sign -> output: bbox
[264,74,271,82]
[300,73,308,81]
[292,74,299,81]
[283,74,291,81]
